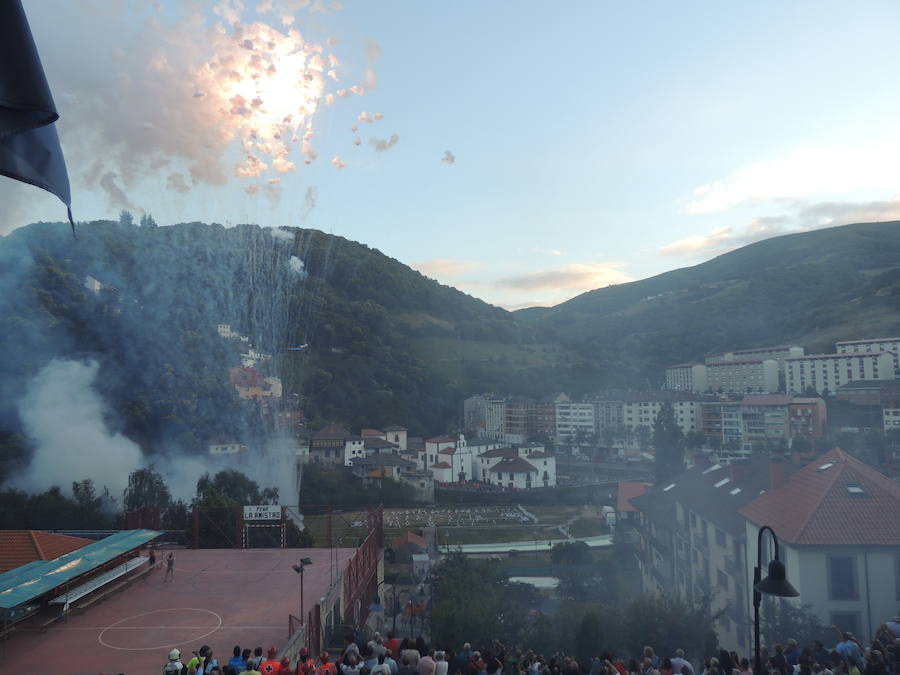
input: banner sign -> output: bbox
[243,505,281,521]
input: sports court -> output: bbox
[1,548,354,674]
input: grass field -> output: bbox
[300,504,607,548]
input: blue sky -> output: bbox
[7,0,900,308]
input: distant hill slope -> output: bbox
[515,221,900,384]
[0,220,592,474]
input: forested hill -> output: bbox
[0,219,592,475]
[515,221,900,383]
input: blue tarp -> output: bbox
[0,529,160,608]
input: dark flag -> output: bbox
[0,0,74,235]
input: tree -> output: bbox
[620,593,718,662]
[123,465,172,512]
[761,598,830,648]
[653,402,685,484]
[684,430,706,451]
[140,213,158,227]
[118,210,134,227]
[574,611,604,663]
[789,435,812,454]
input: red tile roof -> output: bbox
[438,447,456,455]
[740,394,794,406]
[0,531,93,573]
[739,449,900,546]
[392,531,427,550]
[360,429,385,437]
[618,481,652,512]
[426,436,457,443]
[431,461,451,469]
[488,457,538,473]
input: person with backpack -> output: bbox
[166,648,187,675]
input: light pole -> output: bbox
[753,526,799,675]
[293,557,313,621]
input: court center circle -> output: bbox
[98,608,223,651]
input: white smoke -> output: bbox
[14,359,143,497]
[270,227,294,242]
[370,133,399,152]
[289,255,307,277]
[442,150,456,165]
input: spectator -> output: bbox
[260,647,282,675]
[372,654,392,675]
[831,630,864,668]
[786,642,801,667]
[229,647,247,673]
[370,634,388,658]
[386,634,402,660]
[420,649,437,675]
[297,649,315,675]
[671,651,695,675]
[317,653,337,675]
[253,649,265,671]
[739,659,751,675]
[342,652,363,675]
[400,658,419,675]
[812,644,830,669]
[241,660,262,675]
[401,640,421,668]
[435,652,448,675]
[167,648,187,675]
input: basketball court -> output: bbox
[1,548,354,674]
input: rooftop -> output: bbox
[617,481,652,513]
[740,394,794,406]
[392,531,427,550]
[488,456,538,474]
[739,448,900,546]
[836,337,900,345]
[0,530,94,574]
[312,423,350,439]
[478,447,518,459]
[426,436,457,444]
[787,352,888,360]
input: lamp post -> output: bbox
[753,526,799,675]
[292,557,313,621]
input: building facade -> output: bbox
[666,363,709,393]
[836,337,900,377]
[706,359,780,394]
[785,352,894,394]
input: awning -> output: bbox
[0,529,160,609]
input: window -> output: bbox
[828,556,858,600]
[715,528,727,547]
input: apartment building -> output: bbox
[706,359,780,394]
[666,363,708,393]
[505,396,536,443]
[622,392,706,435]
[836,337,900,376]
[555,401,597,445]
[706,345,804,369]
[785,352,894,394]
[787,398,827,439]
[628,457,796,652]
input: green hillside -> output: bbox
[516,221,900,385]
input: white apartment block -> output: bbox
[666,363,708,393]
[706,345,804,369]
[785,352,894,394]
[884,408,900,432]
[555,402,596,443]
[836,337,900,377]
[706,359,779,394]
[622,397,702,434]
[594,399,624,430]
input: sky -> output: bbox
[6,0,900,309]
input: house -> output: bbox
[475,447,518,481]
[363,437,399,455]
[423,435,475,480]
[485,456,540,489]
[208,442,248,456]
[229,367,282,401]
[615,481,651,540]
[392,531,427,563]
[383,425,408,450]
[348,454,416,481]
[0,531,94,573]
[343,435,365,466]
[309,423,350,464]
[429,461,453,483]
[740,449,900,644]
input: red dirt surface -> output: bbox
[2,548,354,674]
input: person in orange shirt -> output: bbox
[296,649,315,675]
[260,647,282,675]
[317,652,337,675]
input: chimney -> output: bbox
[769,456,786,491]
[729,458,752,483]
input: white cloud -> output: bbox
[660,198,900,257]
[495,262,632,292]
[687,138,900,214]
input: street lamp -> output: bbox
[292,557,314,621]
[753,526,799,675]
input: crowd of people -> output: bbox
[163,617,900,675]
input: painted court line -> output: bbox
[98,608,223,651]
